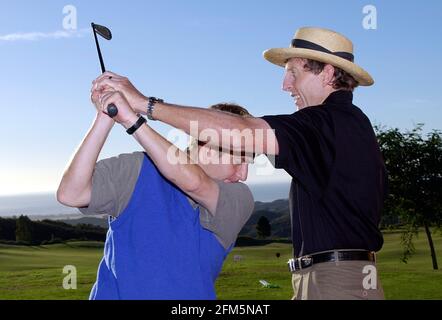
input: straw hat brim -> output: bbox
[264,47,374,86]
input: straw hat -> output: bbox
[264,27,374,86]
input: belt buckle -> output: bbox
[288,255,314,272]
[297,255,313,270]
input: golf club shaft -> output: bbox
[92,23,106,73]
[92,23,118,118]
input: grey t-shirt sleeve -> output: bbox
[199,181,255,250]
[79,152,144,217]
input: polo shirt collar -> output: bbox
[323,90,353,105]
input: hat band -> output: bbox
[291,39,354,62]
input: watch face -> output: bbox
[150,97,163,104]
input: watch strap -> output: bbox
[126,116,147,135]
[147,97,164,121]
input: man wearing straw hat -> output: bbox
[93,27,387,300]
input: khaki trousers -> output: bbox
[291,260,384,300]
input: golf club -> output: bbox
[91,22,118,118]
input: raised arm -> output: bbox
[92,72,279,155]
[56,91,115,208]
[153,103,278,155]
[96,90,220,214]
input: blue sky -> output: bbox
[0,0,441,196]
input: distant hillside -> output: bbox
[0,216,106,245]
[24,199,291,239]
[240,199,290,238]
[59,216,109,228]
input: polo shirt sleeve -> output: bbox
[199,181,254,250]
[261,108,335,195]
[79,152,144,217]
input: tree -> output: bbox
[256,216,271,239]
[376,125,442,270]
[15,215,33,243]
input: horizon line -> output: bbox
[0,180,292,198]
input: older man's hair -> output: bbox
[302,58,359,91]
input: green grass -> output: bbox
[0,232,441,300]
[0,242,102,299]
[375,230,442,300]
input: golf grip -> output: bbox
[107,103,118,118]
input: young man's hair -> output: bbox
[303,58,359,91]
[187,103,252,157]
[209,103,252,117]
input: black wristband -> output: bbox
[126,116,147,135]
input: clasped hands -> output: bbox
[91,71,148,129]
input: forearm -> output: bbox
[157,103,244,132]
[57,114,114,207]
[142,102,273,154]
[136,102,252,151]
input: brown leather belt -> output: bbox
[288,250,376,272]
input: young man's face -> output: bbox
[282,58,328,110]
[197,144,249,183]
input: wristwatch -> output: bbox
[146,97,164,121]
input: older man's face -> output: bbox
[282,58,327,110]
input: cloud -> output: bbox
[414,99,430,104]
[0,28,89,42]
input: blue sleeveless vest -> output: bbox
[90,154,229,300]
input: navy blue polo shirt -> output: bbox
[262,90,386,257]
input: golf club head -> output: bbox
[92,23,112,40]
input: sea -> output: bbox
[0,182,291,218]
